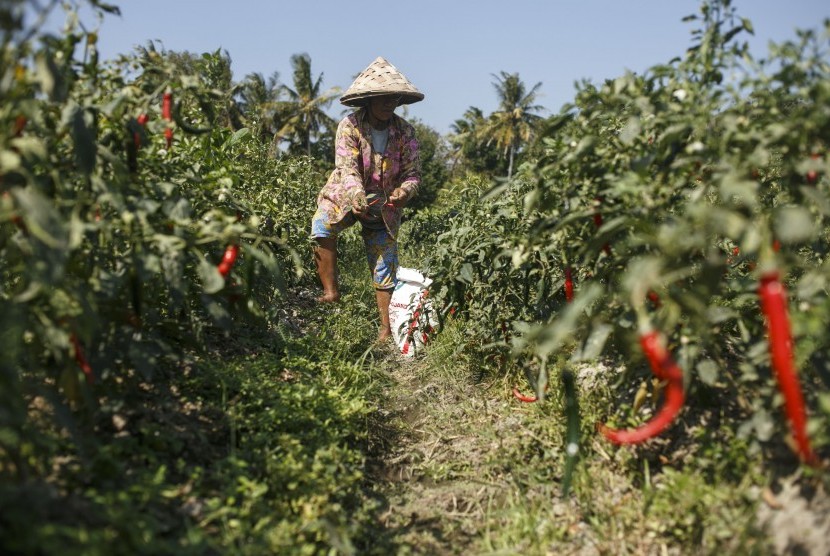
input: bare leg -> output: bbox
[375,288,393,341]
[314,237,340,303]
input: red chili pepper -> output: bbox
[70,333,94,385]
[134,114,149,148]
[162,92,172,120]
[564,267,574,303]
[599,331,685,444]
[512,387,538,403]
[806,153,820,185]
[512,381,550,403]
[758,271,817,465]
[217,244,239,277]
[162,91,173,148]
[13,115,27,137]
[647,290,662,308]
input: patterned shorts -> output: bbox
[311,207,398,290]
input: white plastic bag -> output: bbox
[389,267,438,356]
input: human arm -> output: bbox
[332,116,369,213]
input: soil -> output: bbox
[367,355,493,554]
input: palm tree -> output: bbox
[449,106,490,175]
[238,71,282,143]
[450,107,486,150]
[275,53,339,157]
[480,71,545,179]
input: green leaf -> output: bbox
[248,248,283,286]
[0,150,21,173]
[90,1,121,15]
[9,137,48,160]
[623,257,663,300]
[459,263,475,283]
[719,174,758,208]
[774,206,815,244]
[576,322,612,361]
[165,198,192,221]
[620,117,641,145]
[228,127,252,146]
[797,272,825,299]
[68,211,85,249]
[574,136,597,157]
[35,51,65,101]
[696,359,718,386]
[201,294,232,329]
[11,187,67,249]
[199,258,226,294]
[706,306,738,324]
[481,180,509,201]
[799,186,830,216]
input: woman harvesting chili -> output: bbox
[310,57,423,342]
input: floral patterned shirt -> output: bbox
[315,108,420,239]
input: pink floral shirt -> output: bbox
[316,108,420,239]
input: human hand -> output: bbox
[388,187,410,208]
[350,190,369,216]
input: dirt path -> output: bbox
[363,349,587,555]
[367,354,495,554]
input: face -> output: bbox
[368,95,401,121]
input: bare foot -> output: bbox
[316,291,341,303]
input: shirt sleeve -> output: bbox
[333,116,364,192]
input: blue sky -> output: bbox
[42,0,829,134]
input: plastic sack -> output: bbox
[389,267,438,356]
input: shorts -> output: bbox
[311,207,398,290]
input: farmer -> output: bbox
[310,57,423,342]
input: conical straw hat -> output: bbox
[340,57,424,107]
